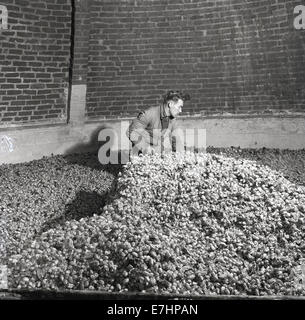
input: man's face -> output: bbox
[168,99,183,118]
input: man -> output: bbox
[126,90,190,155]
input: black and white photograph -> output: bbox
[0,0,305,309]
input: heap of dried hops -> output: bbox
[0,153,116,261]
[8,152,305,295]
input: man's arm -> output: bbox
[127,110,151,145]
[127,108,162,148]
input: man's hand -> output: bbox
[144,145,155,155]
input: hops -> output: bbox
[4,150,305,296]
[0,153,117,263]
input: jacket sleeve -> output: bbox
[126,110,152,145]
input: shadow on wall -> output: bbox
[64,125,107,155]
[63,125,125,174]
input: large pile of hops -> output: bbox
[0,154,117,263]
[7,152,305,296]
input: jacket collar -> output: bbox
[160,103,169,119]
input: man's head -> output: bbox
[163,90,190,118]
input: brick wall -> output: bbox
[1,0,304,125]
[0,0,71,125]
[85,0,305,119]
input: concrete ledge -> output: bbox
[0,116,305,164]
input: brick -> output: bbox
[20,73,35,78]
[35,10,49,16]
[31,95,45,100]
[45,114,59,119]
[5,73,20,78]
[21,56,36,61]
[32,68,45,73]
[56,16,71,23]
[23,90,36,95]
[4,112,17,117]
[37,90,52,94]
[8,49,23,55]
[48,109,63,114]
[46,94,60,99]
[14,117,29,121]
[28,62,43,67]
[34,110,49,115]
[46,68,59,73]
[10,101,25,106]
[15,0,30,6]
[1,84,14,89]
[36,73,51,78]
[28,100,43,105]
[13,61,28,67]
[7,90,22,95]
[23,79,37,83]
[19,111,33,116]
[39,79,53,83]
[37,105,52,110]
[7,78,22,83]
[16,32,33,38]
[17,95,31,100]
[30,115,44,120]
[1,67,17,72]
[30,84,45,89]
[1,118,13,122]
[23,106,36,110]
[17,66,31,71]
